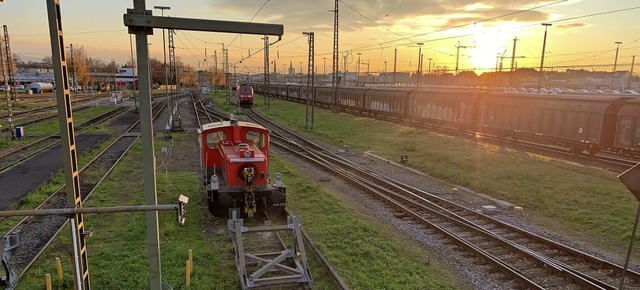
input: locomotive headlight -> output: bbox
[209,175,219,191]
[243,151,251,158]
[274,173,284,188]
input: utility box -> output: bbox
[15,127,24,139]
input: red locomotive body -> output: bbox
[237,85,254,107]
[199,118,285,218]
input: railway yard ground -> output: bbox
[3,89,640,289]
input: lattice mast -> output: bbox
[3,26,17,104]
[45,1,90,288]
[168,29,181,129]
[0,30,14,140]
[331,0,339,110]
[304,32,315,130]
[263,36,270,108]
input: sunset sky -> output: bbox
[0,0,638,75]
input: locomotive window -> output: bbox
[206,130,227,149]
[246,130,266,148]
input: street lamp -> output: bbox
[537,23,551,94]
[611,41,623,90]
[153,5,170,130]
[416,42,424,87]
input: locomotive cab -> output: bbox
[199,119,285,218]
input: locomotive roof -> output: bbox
[199,120,268,133]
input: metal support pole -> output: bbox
[427,58,432,86]
[129,35,137,110]
[46,1,89,288]
[331,0,339,111]
[626,55,636,91]
[214,50,218,93]
[304,32,314,130]
[393,48,397,85]
[612,41,623,90]
[537,23,551,94]
[0,32,14,140]
[153,5,170,131]
[70,44,77,96]
[356,53,361,86]
[263,36,270,108]
[416,43,423,87]
[131,2,163,289]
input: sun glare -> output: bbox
[470,24,521,72]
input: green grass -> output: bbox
[15,116,465,289]
[271,154,464,289]
[245,94,640,260]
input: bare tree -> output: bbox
[433,65,449,77]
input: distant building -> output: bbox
[115,67,137,89]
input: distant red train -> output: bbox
[236,84,254,107]
[199,117,285,218]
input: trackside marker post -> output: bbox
[56,257,63,283]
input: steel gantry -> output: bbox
[123,1,283,288]
[303,32,314,130]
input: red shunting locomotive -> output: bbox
[198,117,285,218]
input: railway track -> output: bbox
[190,92,349,289]
[0,101,167,289]
[243,107,640,289]
[0,94,109,129]
[0,106,129,173]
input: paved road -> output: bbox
[0,134,110,210]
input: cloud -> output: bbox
[204,0,555,39]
